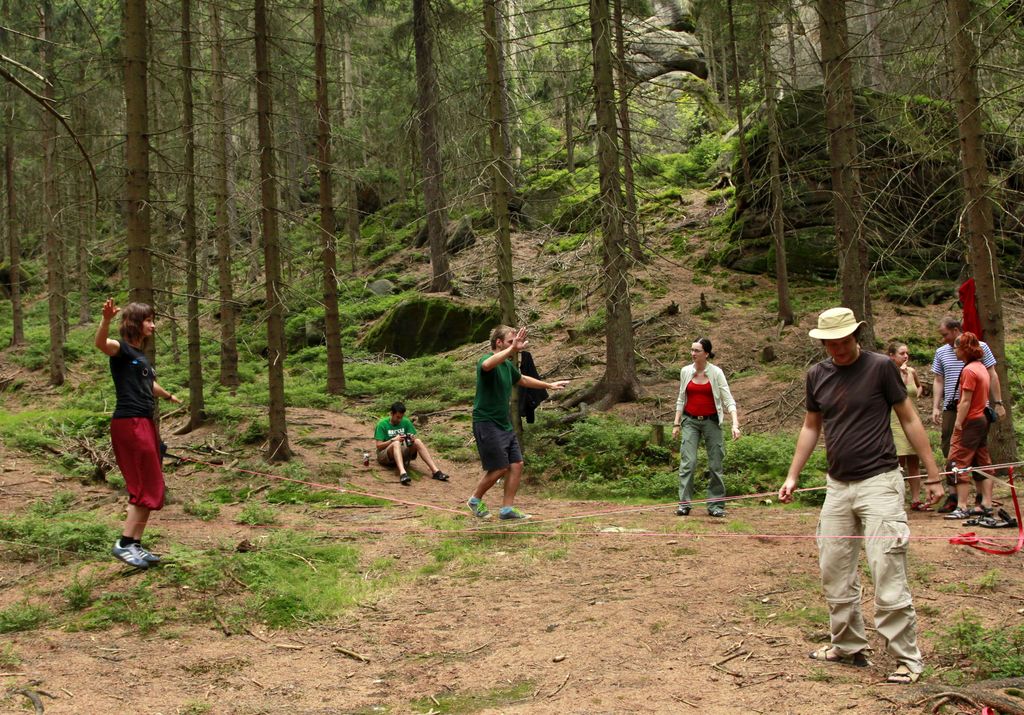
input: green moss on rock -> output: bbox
[361,297,501,358]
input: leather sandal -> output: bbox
[808,646,870,667]
[886,664,920,684]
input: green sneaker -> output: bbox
[499,506,531,521]
[467,497,491,519]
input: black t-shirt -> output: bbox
[110,341,156,419]
[805,350,907,482]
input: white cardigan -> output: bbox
[675,362,737,425]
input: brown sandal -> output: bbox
[886,664,920,684]
[808,646,870,667]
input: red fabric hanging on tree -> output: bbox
[959,278,983,339]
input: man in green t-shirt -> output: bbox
[374,402,449,486]
[467,326,568,520]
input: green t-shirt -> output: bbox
[374,416,417,442]
[472,353,522,431]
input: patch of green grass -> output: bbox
[0,503,116,561]
[0,643,20,668]
[73,585,168,634]
[64,576,96,610]
[183,500,221,521]
[180,702,212,715]
[233,531,373,628]
[411,681,534,714]
[0,601,52,634]
[236,503,278,526]
[807,667,833,682]
[725,520,755,534]
[974,569,1001,592]
[934,611,1024,679]
[265,480,388,508]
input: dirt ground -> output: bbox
[2,400,1023,715]
[3,198,1024,713]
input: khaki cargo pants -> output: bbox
[817,468,923,673]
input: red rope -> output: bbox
[950,467,1023,556]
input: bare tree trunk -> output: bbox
[727,0,751,187]
[484,0,515,326]
[484,0,520,436]
[6,89,23,346]
[40,2,64,386]
[613,0,642,260]
[818,0,875,347]
[211,3,239,389]
[255,0,292,461]
[342,31,360,273]
[75,62,90,326]
[181,0,204,429]
[581,0,638,409]
[124,0,154,308]
[759,1,794,325]
[946,0,1015,462]
[786,3,798,88]
[315,0,346,394]
[563,69,575,173]
[864,0,885,90]
[413,0,452,292]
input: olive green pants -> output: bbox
[677,416,725,510]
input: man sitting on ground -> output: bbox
[374,402,449,486]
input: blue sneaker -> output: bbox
[111,541,149,569]
[136,545,161,565]
[499,506,531,521]
[467,497,491,519]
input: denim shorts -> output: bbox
[472,421,523,471]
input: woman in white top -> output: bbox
[671,338,740,517]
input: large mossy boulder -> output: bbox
[725,89,1024,283]
[361,297,501,358]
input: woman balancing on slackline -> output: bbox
[94,298,180,569]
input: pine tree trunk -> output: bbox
[255,0,292,461]
[588,0,637,408]
[210,3,239,389]
[484,0,515,326]
[759,1,794,325]
[342,31,360,273]
[413,0,452,292]
[727,0,751,187]
[613,0,642,261]
[818,0,875,347]
[5,95,22,346]
[563,72,575,173]
[315,0,346,394]
[75,63,90,326]
[40,2,64,386]
[124,0,154,307]
[484,0,520,435]
[181,0,204,428]
[946,0,1016,462]
[864,0,884,90]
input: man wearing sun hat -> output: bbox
[778,307,944,685]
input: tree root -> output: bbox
[9,688,44,714]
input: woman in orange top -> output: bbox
[943,332,993,520]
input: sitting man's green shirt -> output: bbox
[374,415,417,442]
[472,353,522,431]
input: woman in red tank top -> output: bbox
[671,338,740,518]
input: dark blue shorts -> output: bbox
[473,421,523,471]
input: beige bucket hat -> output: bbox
[808,307,865,340]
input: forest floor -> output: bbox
[2,193,1024,714]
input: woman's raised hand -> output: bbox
[101,297,120,321]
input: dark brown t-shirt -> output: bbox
[805,350,907,482]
